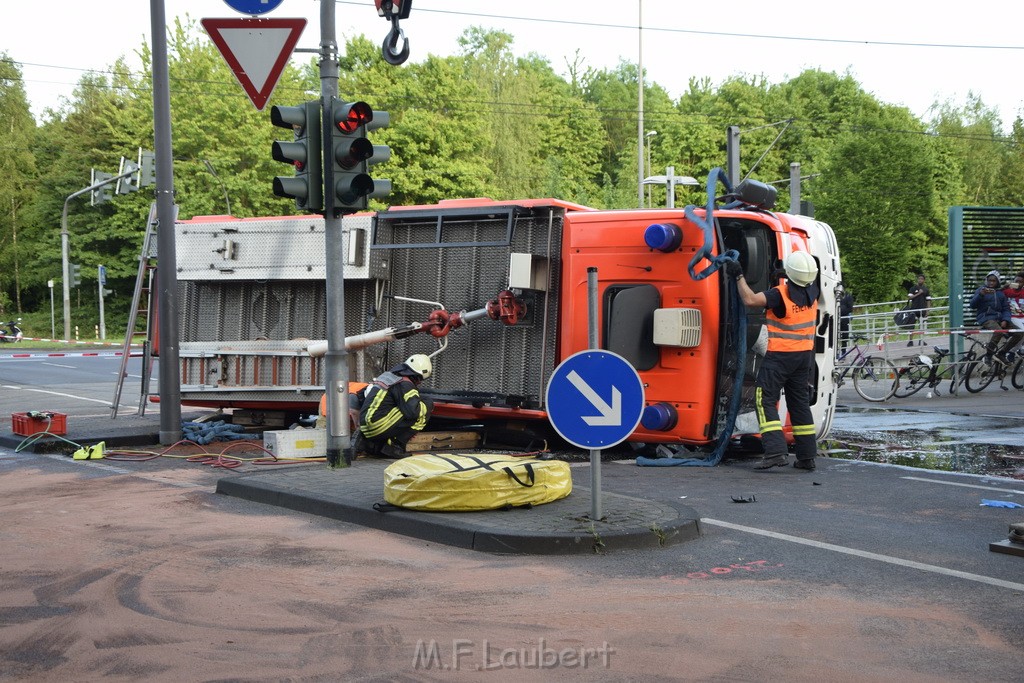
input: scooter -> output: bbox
[0,318,23,342]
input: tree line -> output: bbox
[0,19,1021,335]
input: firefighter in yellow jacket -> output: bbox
[353,354,434,459]
[729,251,820,471]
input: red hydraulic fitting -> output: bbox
[425,309,451,338]
[487,290,525,325]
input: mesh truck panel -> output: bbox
[372,205,564,409]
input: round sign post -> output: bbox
[546,349,645,520]
[222,0,285,15]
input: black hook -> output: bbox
[382,19,410,66]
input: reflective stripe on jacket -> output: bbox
[766,284,817,352]
[360,371,428,437]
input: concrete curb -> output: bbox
[215,461,701,555]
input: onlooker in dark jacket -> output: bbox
[970,271,1013,364]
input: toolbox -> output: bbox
[263,427,326,459]
[12,411,68,437]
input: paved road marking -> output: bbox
[41,362,76,369]
[901,476,1024,496]
[0,384,131,408]
[34,453,205,489]
[702,518,1024,592]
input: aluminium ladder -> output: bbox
[110,203,175,417]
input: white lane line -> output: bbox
[901,476,1024,496]
[702,518,1024,592]
[41,362,76,369]
[35,453,205,489]
[0,385,129,407]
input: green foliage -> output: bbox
[0,54,38,314]
[4,23,1023,325]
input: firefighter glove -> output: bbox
[723,260,744,280]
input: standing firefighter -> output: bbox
[728,251,821,471]
[353,354,434,458]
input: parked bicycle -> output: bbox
[893,345,957,398]
[963,334,1024,392]
[834,334,899,401]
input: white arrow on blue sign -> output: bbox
[546,350,645,450]
[223,0,285,15]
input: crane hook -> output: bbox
[382,21,410,65]
[376,0,412,66]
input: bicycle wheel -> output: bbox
[893,361,928,398]
[964,357,996,393]
[1012,359,1024,390]
[853,357,898,402]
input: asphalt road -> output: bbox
[1,349,1023,680]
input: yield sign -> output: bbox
[201,17,306,111]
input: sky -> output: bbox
[3,0,1024,133]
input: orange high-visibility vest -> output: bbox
[766,285,817,352]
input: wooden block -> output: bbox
[989,540,1024,557]
[406,431,481,452]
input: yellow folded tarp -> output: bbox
[384,453,572,512]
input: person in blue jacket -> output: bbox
[970,270,1014,364]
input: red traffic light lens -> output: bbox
[336,102,372,133]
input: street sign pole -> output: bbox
[546,269,645,522]
[47,279,54,338]
[97,265,106,340]
[588,267,602,521]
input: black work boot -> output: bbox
[793,459,816,471]
[354,432,382,458]
[755,453,788,469]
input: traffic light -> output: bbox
[70,263,82,287]
[138,149,156,188]
[90,169,113,205]
[271,100,323,213]
[328,97,391,215]
[116,157,140,195]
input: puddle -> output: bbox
[823,429,1024,479]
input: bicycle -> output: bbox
[963,334,1024,393]
[833,334,899,402]
[893,345,956,398]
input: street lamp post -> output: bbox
[643,166,699,208]
[645,130,657,207]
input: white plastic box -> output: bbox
[263,428,327,459]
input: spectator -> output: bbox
[1001,271,1024,359]
[839,285,854,350]
[969,271,1014,364]
[906,273,929,347]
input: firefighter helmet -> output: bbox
[784,251,818,287]
[403,354,432,379]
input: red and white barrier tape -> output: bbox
[2,351,142,359]
[0,335,143,347]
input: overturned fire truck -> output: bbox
[170,171,842,453]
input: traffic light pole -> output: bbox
[150,0,182,444]
[59,167,136,340]
[318,0,354,468]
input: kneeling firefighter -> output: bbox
[353,354,434,458]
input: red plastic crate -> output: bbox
[11,412,67,437]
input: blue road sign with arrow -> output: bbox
[546,350,645,450]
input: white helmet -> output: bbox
[784,251,818,287]
[403,354,432,379]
